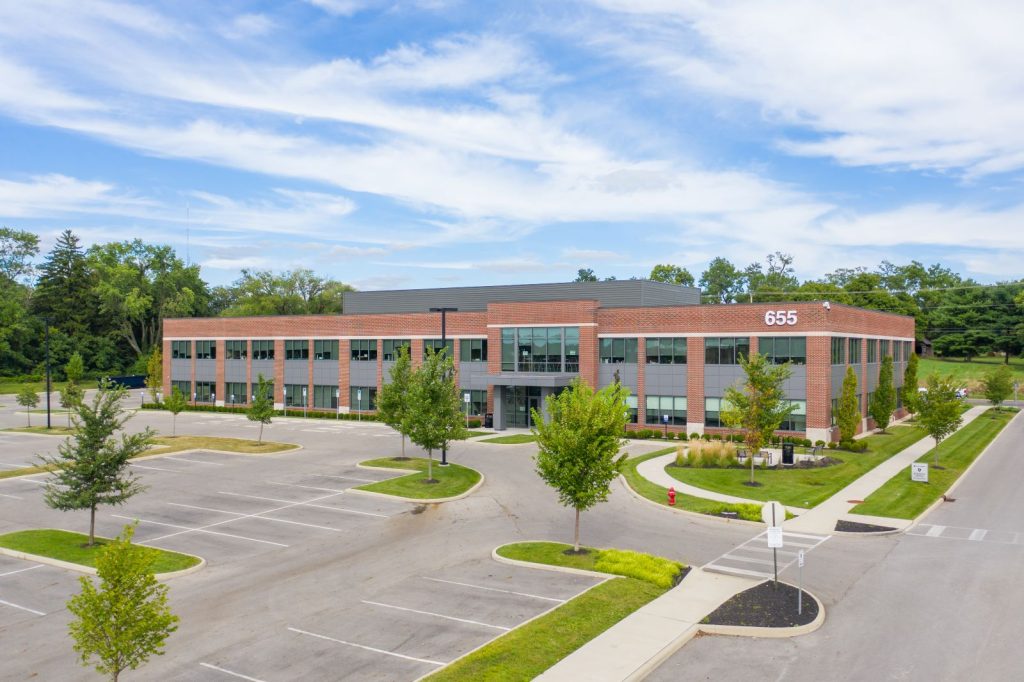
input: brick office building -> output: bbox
[162,280,914,442]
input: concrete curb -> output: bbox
[490,543,620,580]
[617,475,764,528]
[349,463,485,503]
[696,580,826,638]
[0,531,205,581]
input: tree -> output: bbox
[32,229,97,343]
[869,355,897,432]
[375,345,413,459]
[247,374,275,444]
[722,352,797,484]
[66,523,178,682]
[699,257,745,303]
[837,366,860,442]
[65,351,85,384]
[163,386,187,437]
[145,347,162,404]
[16,385,38,426]
[649,264,695,287]
[533,380,628,553]
[0,226,39,282]
[917,374,965,467]
[902,352,920,416]
[980,365,1014,408]
[403,349,466,482]
[60,381,84,428]
[744,252,799,302]
[213,268,354,316]
[574,268,598,282]
[38,382,154,545]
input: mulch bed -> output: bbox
[835,519,896,533]
[702,580,817,628]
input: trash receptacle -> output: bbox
[782,443,795,465]
[484,413,493,428]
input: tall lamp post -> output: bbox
[429,306,458,466]
[43,316,52,430]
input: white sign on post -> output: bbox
[798,550,805,568]
[464,393,470,403]
[911,462,929,483]
[767,526,784,548]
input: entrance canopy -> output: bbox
[488,373,577,388]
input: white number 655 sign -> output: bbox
[764,310,798,326]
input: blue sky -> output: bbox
[1,0,1022,289]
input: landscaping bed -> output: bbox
[702,580,817,628]
[479,434,536,444]
[497,541,687,588]
[148,435,298,455]
[356,457,481,499]
[0,529,200,574]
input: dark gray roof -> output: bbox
[343,280,701,314]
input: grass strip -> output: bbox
[851,408,1017,519]
[5,426,77,436]
[0,529,200,573]
[0,380,69,395]
[663,425,928,509]
[147,435,298,455]
[620,448,765,522]
[479,434,536,445]
[497,541,684,589]
[356,457,481,499]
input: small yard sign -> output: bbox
[911,462,929,483]
[767,526,784,548]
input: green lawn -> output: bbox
[0,529,200,573]
[0,380,70,395]
[851,408,1017,519]
[479,434,537,444]
[664,425,929,509]
[148,435,298,455]
[5,425,77,436]
[619,448,766,522]
[426,543,680,681]
[464,430,493,437]
[919,356,1024,390]
[356,457,481,499]
[497,542,684,588]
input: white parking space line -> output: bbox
[167,502,343,532]
[111,515,289,548]
[926,525,946,537]
[129,464,181,473]
[0,598,46,616]
[969,529,988,542]
[420,576,566,603]
[362,600,510,631]
[287,627,445,666]
[166,457,225,466]
[0,564,44,579]
[0,492,23,500]
[315,474,379,483]
[198,662,268,681]
[267,481,348,493]
[218,491,388,518]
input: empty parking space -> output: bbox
[0,555,81,625]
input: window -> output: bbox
[225,340,247,360]
[459,339,488,362]
[194,381,215,403]
[314,385,339,409]
[564,328,579,371]
[705,337,750,365]
[599,338,637,364]
[224,382,247,405]
[758,337,806,365]
[867,339,878,363]
[501,328,515,371]
[893,341,901,362]
[905,340,913,360]
[498,327,579,372]
[350,340,377,361]
[283,384,307,407]
[350,386,377,411]
[704,397,731,427]
[251,381,274,402]
[848,338,861,363]
[171,380,191,398]
[880,339,890,358]
[625,395,638,424]
[461,389,487,416]
[645,338,687,364]
[171,341,191,359]
[382,339,411,362]
[831,398,838,426]
[314,340,339,361]
[779,400,806,431]
[831,337,846,364]
[251,340,275,360]
[285,340,309,360]
[194,340,216,360]
[423,339,454,359]
[645,396,686,425]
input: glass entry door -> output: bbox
[503,386,543,428]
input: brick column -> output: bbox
[245,340,252,404]
[339,339,350,409]
[189,344,196,405]
[861,338,870,434]
[215,340,225,406]
[308,337,315,410]
[805,336,831,443]
[636,337,647,427]
[578,326,598,389]
[687,338,704,435]
[273,339,284,407]
[162,339,171,397]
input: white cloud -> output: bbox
[201,256,272,270]
[221,13,275,40]
[0,174,152,217]
[304,0,373,16]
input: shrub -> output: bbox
[815,440,826,447]
[593,549,685,589]
[690,433,700,441]
[827,441,838,449]
[467,418,482,428]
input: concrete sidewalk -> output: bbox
[536,568,757,682]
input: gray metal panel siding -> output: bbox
[170,358,190,381]
[784,365,807,400]
[704,365,745,398]
[894,361,905,388]
[284,362,308,385]
[195,359,216,381]
[866,363,879,393]
[831,365,846,399]
[344,280,700,314]
[597,364,638,391]
[349,361,377,387]
[644,364,687,396]
[251,360,274,384]
[458,362,489,390]
[313,361,339,385]
[225,360,246,382]
[381,360,396,385]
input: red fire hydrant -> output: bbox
[668,487,676,506]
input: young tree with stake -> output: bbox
[981,365,1014,409]
[533,380,629,553]
[163,386,187,437]
[869,355,897,432]
[375,345,413,460]
[917,374,965,467]
[60,381,84,428]
[837,366,860,442]
[902,352,920,417]
[403,348,466,482]
[145,347,162,404]
[247,374,275,444]
[65,351,85,384]
[38,381,154,545]
[16,384,38,427]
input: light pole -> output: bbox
[429,307,458,466]
[43,316,52,429]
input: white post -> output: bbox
[303,386,307,419]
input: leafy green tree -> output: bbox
[60,381,85,428]
[163,386,187,437]
[403,349,466,482]
[722,352,797,484]
[574,268,598,282]
[649,264,695,287]
[247,374,275,444]
[743,252,800,302]
[0,226,39,282]
[16,385,39,426]
[532,380,628,552]
[917,374,965,467]
[870,355,897,432]
[376,345,413,459]
[902,352,920,416]
[65,351,85,384]
[145,348,162,404]
[980,365,1014,408]
[213,268,353,316]
[699,257,745,303]
[837,366,860,442]
[38,382,154,545]
[66,523,179,682]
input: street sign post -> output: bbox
[761,501,785,587]
[357,389,362,422]
[797,550,805,614]
[464,392,471,428]
[911,462,928,483]
[662,413,669,438]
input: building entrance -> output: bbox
[503,386,543,428]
